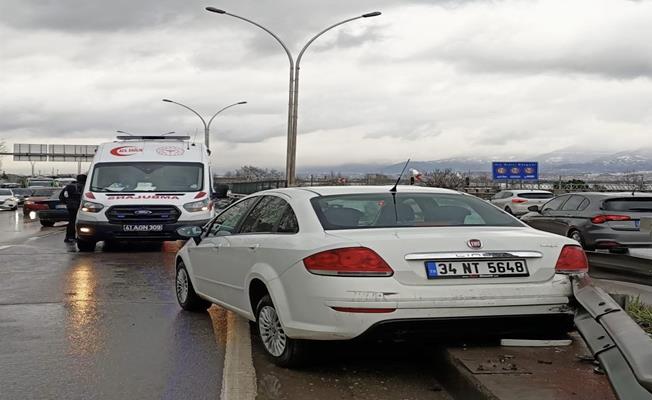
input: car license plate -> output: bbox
[123,224,163,232]
[425,259,529,279]
[56,204,67,209]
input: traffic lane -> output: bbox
[253,337,452,400]
[0,232,225,400]
[0,208,61,245]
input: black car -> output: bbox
[521,192,652,250]
[34,189,69,227]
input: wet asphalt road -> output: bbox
[0,211,225,400]
[0,210,454,400]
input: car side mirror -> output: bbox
[215,230,232,237]
[177,225,203,241]
[527,205,540,212]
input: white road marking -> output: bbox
[220,311,257,400]
[0,245,13,251]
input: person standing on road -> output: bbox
[59,174,86,243]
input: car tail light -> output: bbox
[85,192,96,200]
[555,245,588,274]
[512,198,528,203]
[590,215,631,224]
[303,247,394,277]
[27,203,48,211]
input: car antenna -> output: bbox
[390,159,410,193]
[390,159,410,223]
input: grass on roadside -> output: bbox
[626,296,652,335]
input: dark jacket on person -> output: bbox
[59,182,83,210]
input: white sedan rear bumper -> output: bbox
[272,265,574,340]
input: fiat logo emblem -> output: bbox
[467,239,482,249]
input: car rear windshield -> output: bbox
[603,197,652,212]
[518,192,554,199]
[0,189,12,196]
[311,193,524,230]
[12,189,32,195]
[90,162,203,192]
[31,188,56,197]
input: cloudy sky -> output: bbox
[1,0,651,174]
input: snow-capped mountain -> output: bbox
[298,147,652,176]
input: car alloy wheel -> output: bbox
[176,267,189,304]
[258,305,287,357]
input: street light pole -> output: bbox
[162,99,246,149]
[205,7,381,186]
[290,12,381,186]
[205,7,296,184]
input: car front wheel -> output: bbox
[176,261,211,312]
[77,239,96,252]
[40,220,55,227]
[256,294,307,368]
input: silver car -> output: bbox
[490,190,554,216]
[521,192,652,250]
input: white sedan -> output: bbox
[174,186,587,366]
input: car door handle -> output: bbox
[248,244,260,251]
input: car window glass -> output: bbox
[578,198,590,211]
[603,197,652,212]
[207,197,258,237]
[277,206,299,234]
[542,196,568,212]
[561,195,584,211]
[493,191,504,200]
[239,196,288,234]
[518,192,554,199]
[311,193,521,230]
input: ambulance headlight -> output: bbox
[183,198,211,212]
[81,201,104,213]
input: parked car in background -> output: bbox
[174,186,584,367]
[521,192,652,250]
[33,189,68,227]
[23,188,59,218]
[0,189,19,210]
[490,190,554,216]
[11,188,33,205]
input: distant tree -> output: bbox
[423,169,466,189]
[1,171,8,180]
[554,179,588,190]
[227,165,283,181]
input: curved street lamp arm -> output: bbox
[207,102,247,129]
[163,99,207,129]
[207,9,294,67]
[296,15,364,65]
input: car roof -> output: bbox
[565,192,652,198]
[508,190,553,194]
[259,185,459,198]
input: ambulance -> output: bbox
[76,135,214,252]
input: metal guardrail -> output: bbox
[228,180,287,196]
[573,274,652,399]
[588,251,652,286]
